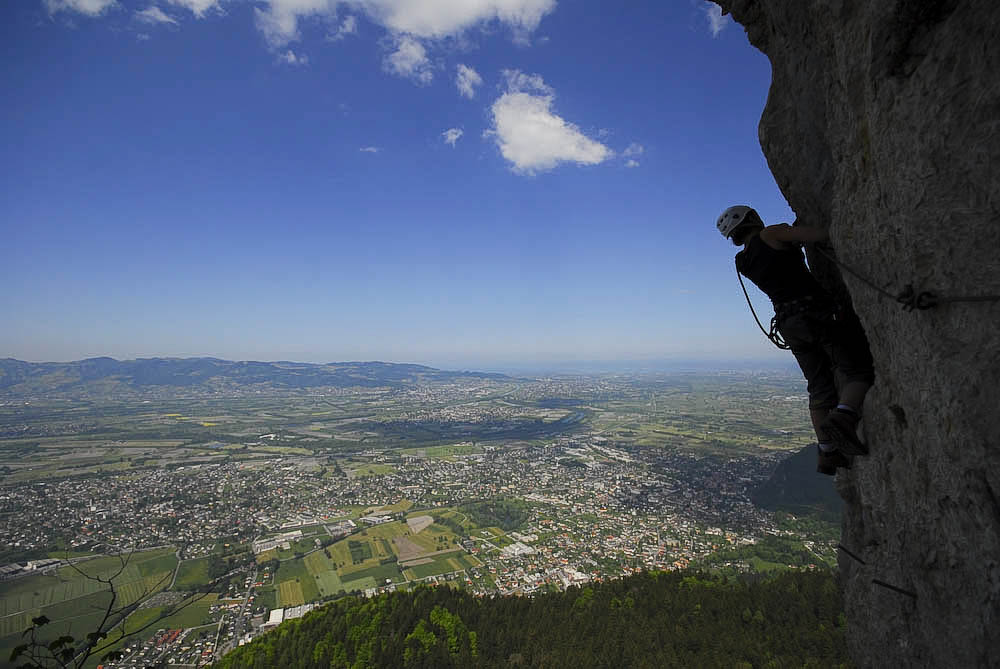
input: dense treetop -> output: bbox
[215,569,850,668]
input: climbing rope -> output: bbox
[813,245,1000,312]
[735,264,790,350]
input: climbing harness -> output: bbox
[735,263,790,350]
[837,544,918,600]
[813,245,1000,312]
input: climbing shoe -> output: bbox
[817,447,852,476]
[821,409,869,456]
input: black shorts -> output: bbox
[777,305,875,410]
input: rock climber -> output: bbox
[717,205,875,474]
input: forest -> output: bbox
[215,569,850,668]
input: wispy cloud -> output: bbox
[136,6,177,24]
[456,64,482,99]
[384,35,432,84]
[359,146,380,153]
[623,143,643,167]
[328,14,357,41]
[248,0,555,53]
[253,0,334,48]
[43,0,117,17]
[351,0,556,40]
[623,142,644,157]
[486,69,613,175]
[166,0,220,18]
[42,0,559,89]
[442,128,463,146]
[704,2,731,38]
[278,49,309,66]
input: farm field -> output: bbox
[174,557,211,590]
[0,548,178,663]
[403,551,480,580]
[275,557,319,605]
[304,549,343,597]
[272,514,478,598]
[400,443,484,459]
[277,579,305,607]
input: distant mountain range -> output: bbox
[0,357,508,396]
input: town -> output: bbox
[0,370,835,667]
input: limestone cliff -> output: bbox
[714,1,1000,666]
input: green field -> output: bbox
[255,586,276,611]
[304,549,343,596]
[277,579,305,607]
[339,576,377,593]
[275,557,319,603]
[344,561,403,585]
[174,557,211,590]
[0,549,177,620]
[0,548,178,663]
[351,464,396,477]
[401,443,484,458]
[403,552,469,580]
[347,540,373,564]
[256,548,278,564]
[420,508,475,532]
[376,498,413,513]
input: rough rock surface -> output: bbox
[715,1,1000,666]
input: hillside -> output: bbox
[0,358,507,397]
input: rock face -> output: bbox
[715,1,1000,666]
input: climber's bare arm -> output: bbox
[760,223,829,249]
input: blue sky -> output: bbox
[2,0,796,370]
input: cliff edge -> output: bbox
[714,1,1000,666]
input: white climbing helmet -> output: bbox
[716,205,757,239]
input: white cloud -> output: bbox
[455,64,482,99]
[249,0,554,49]
[501,68,552,95]
[136,32,151,40]
[278,49,309,65]
[360,146,380,153]
[136,6,178,24]
[43,0,117,16]
[487,69,612,175]
[704,2,731,37]
[442,128,463,146]
[625,159,639,168]
[623,142,644,157]
[348,0,556,39]
[167,0,221,18]
[384,35,433,84]
[253,0,338,48]
[329,14,357,40]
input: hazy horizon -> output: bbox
[3,352,797,376]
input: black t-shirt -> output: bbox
[735,234,825,304]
